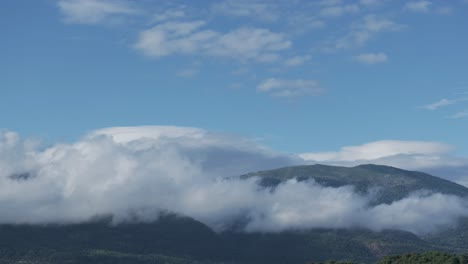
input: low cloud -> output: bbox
[1,127,468,235]
[57,0,140,24]
[134,21,291,62]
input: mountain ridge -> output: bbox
[1,164,467,264]
[241,164,468,204]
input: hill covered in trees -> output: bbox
[1,164,468,263]
[241,164,468,204]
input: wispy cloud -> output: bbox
[423,97,468,110]
[319,4,360,17]
[177,68,199,78]
[284,55,311,67]
[435,6,454,15]
[353,52,388,64]
[359,0,381,6]
[134,21,291,62]
[300,140,453,162]
[448,111,468,119]
[257,78,323,97]
[334,15,406,50]
[287,14,325,34]
[57,0,140,25]
[211,0,278,22]
[150,8,186,23]
[404,1,432,13]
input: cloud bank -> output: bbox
[1,127,467,235]
[300,140,468,187]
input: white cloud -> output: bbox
[211,0,278,22]
[300,140,452,162]
[423,97,468,110]
[319,4,360,17]
[257,78,323,97]
[177,68,199,78]
[299,140,468,187]
[404,1,432,13]
[424,98,455,110]
[436,6,454,15]
[448,111,468,119]
[319,0,343,6]
[1,128,467,235]
[134,21,291,62]
[359,0,381,6]
[366,192,468,234]
[287,15,325,34]
[150,8,186,23]
[353,52,388,64]
[284,55,311,67]
[335,15,405,49]
[57,0,139,24]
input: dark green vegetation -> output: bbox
[377,252,468,264]
[0,215,442,264]
[309,252,468,264]
[1,164,468,263]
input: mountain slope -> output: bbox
[0,217,439,264]
[1,164,467,264]
[241,164,468,204]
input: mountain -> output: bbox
[1,164,467,264]
[0,215,439,264]
[241,164,468,204]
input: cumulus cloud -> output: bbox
[404,1,432,13]
[134,21,291,62]
[57,0,140,24]
[354,52,388,64]
[257,78,323,97]
[1,128,468,235]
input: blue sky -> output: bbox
[3,0,468,229]
[1,0,468,156]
